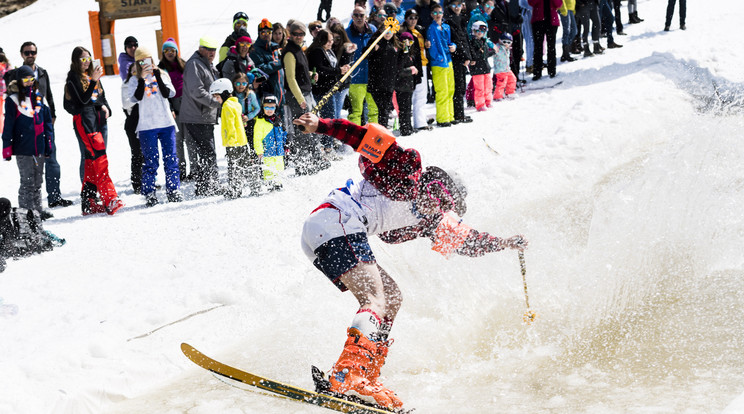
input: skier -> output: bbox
[294,113,528,409]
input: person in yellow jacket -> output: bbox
[559,0,578,62]
[253,95,287,191]
[211,78,250,199]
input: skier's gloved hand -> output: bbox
[502,235,528,251]
[2,146,11,161]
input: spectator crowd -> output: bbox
[1,0,663,235]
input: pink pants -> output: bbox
[472,74,493,110]
[493,71,517,100]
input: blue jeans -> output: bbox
[600,0,615,42]
[330,88,349,119]
[138,126,180,195]
[560,10,578,47]
[44,144,63,203]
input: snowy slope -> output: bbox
[1,0,744,413]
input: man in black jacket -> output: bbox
[492,0,525,81]
[444,0,473,124]
[7,42,73,210]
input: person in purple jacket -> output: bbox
[118,36,138,82]
[528,0,563,80]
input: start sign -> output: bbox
[98,0,161,20]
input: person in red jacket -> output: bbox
[528,0,564,80]
[294,113,528,409]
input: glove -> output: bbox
[2,146,11,161]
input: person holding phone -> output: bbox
[128,47,181,207]
[63,46,123,215]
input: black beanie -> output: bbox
[124,36,138,46]
[16,65,35,81]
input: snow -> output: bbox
[1,0,744,413]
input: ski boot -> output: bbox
[329,328,403,409]
[82,198,107,216]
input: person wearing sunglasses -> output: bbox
[252,94,286,191]
[219,11,251,63]
[426,3,457,127]
[118,36,138,82]
[292,111,528,410]
[217,36,255,83]
[63,46,123,215]
[346,6,379,126]
[283,21,329,176]
[489,0,526,79]
[2,65,56,220]
[10,41,72,210]
[401,9,432,132]
[444,0,474,125]
[493,32,518,99]
[249,18,286,116]
[468,21,496,111]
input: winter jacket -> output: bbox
[468,36,495,75]
[395,46,418,93]
[444,8,473,65]
[235,90,260,120]
[2,83,54,158]
[559,0,576,14]
[253,114,286,158]
[0,62,8,97]
[307,47,341,98]
[249,37,285,106]
[180,51,219,125]
[367,36,400,94]
[346,21,375,84]
[414,3,435,31]
[427,22,455,68]
[528,0,564,26]
[218,47,255,82]
[118,52,135,82]
[401,25,428,70]
[129,69,177,133]
[220,96,248,148]
[282,41,313,105]
[158,58,185,100]
[490,0,524,40]
[63,70,111,133]
[493,43,512,74]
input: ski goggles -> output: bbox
[21,76,35,83]
[263,104,277,110]
[237,42,251,48]
[501,40,513,45]
[163,47,177,54]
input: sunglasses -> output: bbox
[352,13,365,18]
[263,105,277,110]
[235,82,248,86]
[292,32,306,37]
[432,11,443,16]
[310,26,321,31]
[22,76,35,83]
[237,42,251,47]
[377,14,388,18]
[201,47,216,52]
[485,5,494,10]
[23,50,37,56]
[450,3,463,7]
[164,47,177,54]
[80,57,92,62]
[126,43,138,48]
[502,40,513,45]
[407,15,418,20]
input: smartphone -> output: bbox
[143,58,152,66]
[92,59,101,69]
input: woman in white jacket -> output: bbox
[128,47,182,206]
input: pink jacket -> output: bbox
[528,0,564,26]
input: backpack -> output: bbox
[1,208,54,258]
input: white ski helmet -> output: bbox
[209,78,233,95]
[471,20,487,35]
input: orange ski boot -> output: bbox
[328,328,403,409]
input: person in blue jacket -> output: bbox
[346,6,379,125]
[426,3,457,126]
[2,66,54,219]
[250,19,286,115]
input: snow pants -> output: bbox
[411,70,429,129]
[138,126,180,196]
[262,155,285,183]
[431,63,455,124]
[471,74,493,110]
[15,155,44,213]
[348,84,378,125]
[494,71,517,100]
[73,114,118,206]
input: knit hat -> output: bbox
[235,36,252,47]
[199,36,219,49]
[162,38,178,53]
[289,21,307,35]
[233,11,249,27]
[124,36,138,46]
[399,32,414,41]
[16,65,35,81]
[258,18,273,31]
[134,46,152,62]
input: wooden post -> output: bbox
[160,0,180,51]
[88,11,104,68]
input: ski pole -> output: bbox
[297,17,401,131]
[518,251,537,324]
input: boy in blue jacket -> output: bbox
[426,3,457,127]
